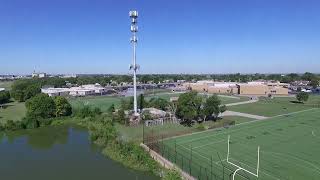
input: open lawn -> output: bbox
[0,81,14,90]
[161,109,320,180]
[0,101,26,123]
[69,96,126,112]
[228,95,320,117]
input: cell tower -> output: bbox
[129,10,139,116]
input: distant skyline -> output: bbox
[1,0,320,75]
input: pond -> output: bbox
[0,125,159,180]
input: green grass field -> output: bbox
[0,101,26,123]
[161,109,320,180]
[0,81,14,90]
[69,96,126,112]
[228,96,320,117]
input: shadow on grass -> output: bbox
[290,100,304,104]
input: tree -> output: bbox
[115,108,126,124]
[220,105,227,114]
[120,97,134,110]
[11,79,40,102]
[0,90,10,106]
[148,97,170,111]
[11,80,30,102]
[25,93,56,119]
[53,96,72,117]
[138,94,147,110]
[201,95,226,121]
[23,84,41,101]
[302,72,316,81]
[107,104,115,113]
[296,92,309,103]
[176,91,202,125]
[309,78,319,88]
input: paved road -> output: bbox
[220,110,269,120]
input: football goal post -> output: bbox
[227,135,260,180]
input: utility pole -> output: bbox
[129,10,139,116]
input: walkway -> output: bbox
[225,99,258,107]
[221,110,269,120]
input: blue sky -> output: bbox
[0,0,319,74]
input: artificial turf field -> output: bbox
[162,109,320,180]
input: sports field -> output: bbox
[161,109,320,180]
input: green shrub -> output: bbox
[74,105,102,118]
[196,123,207,131]
[103,142,160,173]
[163,169,182,180]
[2,120,26,131]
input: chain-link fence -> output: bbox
[143,122,252,180]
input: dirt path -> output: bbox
[221,110,269,120]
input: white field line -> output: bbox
[228,158,280,180]
[172,108,319,145]
[169,108,319,180]
[262,151,320,175]
[193,139,225,150]
[178,144,211,161]
[179,139,280,180]
[271,108,318,118]
[179,143,227,165]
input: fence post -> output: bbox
[142,121,144,144]
[223,166,225,180]
[205,168,208,180]
[161,135,164,156]
[190,144,193,161]
[182,155,184,170]
[189,159,191,175]
[175,140,177,163]
[211,156,213,180]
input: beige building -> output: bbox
[184,81,288,96]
